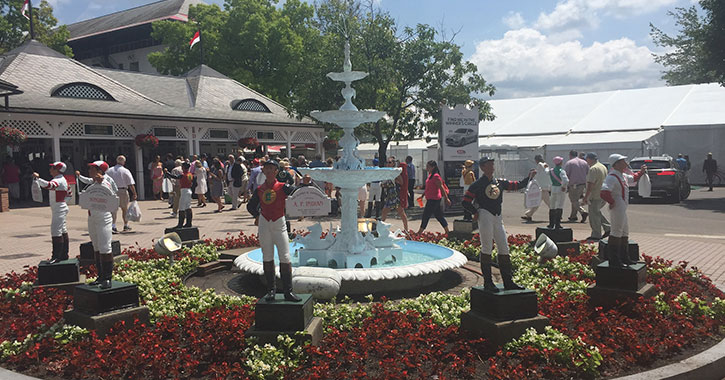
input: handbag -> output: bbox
[638,173,651,198]
[126,200,142,222]
[31,179,43,203]
[525,179,542,209]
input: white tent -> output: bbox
[479,83,725,183]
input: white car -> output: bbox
[445,128,477,147]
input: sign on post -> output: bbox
[286,186,332,217]
[79,183,119,213]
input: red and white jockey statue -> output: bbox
[32,162,70,264]
[247,160,301,302]
[77,161,119,289]
[600,154,647,267]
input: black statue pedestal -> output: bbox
[450,219,477,240]
[460,285,549,347]
[598,238,640,263]
[245,294,322,346]
[556,241,581,257]
[34,258,85,294]
[164,227,200,246]
[535,227,573,243]
[586,262,656,308]
[79,241,123,267]
[63,281,149,337]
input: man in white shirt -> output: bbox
[105,155,137,233]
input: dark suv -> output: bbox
[628,156,690,203]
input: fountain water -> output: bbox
[234,41,466,294]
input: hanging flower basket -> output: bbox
[238,137,259,149]
[135,134,159,149]
[0,126,27,147]
[323,138,338,150]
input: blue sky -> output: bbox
[46,0,699,99]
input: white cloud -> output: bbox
[470,28,664,98]
[533,0,678,35]
[502,12,526,29]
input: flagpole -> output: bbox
[28,0,35,40]
[198,21,203,66]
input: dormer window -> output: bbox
[51,82,115,101]
[231,98,270,112]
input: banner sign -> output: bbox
[286,186,331,217]
[79,183,119,213]
[441,105,479,162]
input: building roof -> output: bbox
[66,0,204,41]
[0,40,318,128]
[481,83,725,138]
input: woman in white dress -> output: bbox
[194,160,208,207]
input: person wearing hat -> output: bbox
[462,156,536,292]
[547,156,569,229]
[582,152,610,241]
[247,160,300,302]
[600,154,647,267]
[164,162,194,228]
[460,160,477,221]
[703,153,717,191]
[32,162,70,264]
[522,154,550,221]
[76,161,119,288]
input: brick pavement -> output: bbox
[1,195,724,288]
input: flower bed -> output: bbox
[1,231,724,379]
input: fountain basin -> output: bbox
[233,240,468,295]
[298,167,401,186]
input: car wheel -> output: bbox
[681,182,691,200]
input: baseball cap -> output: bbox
[88,160,109,173]
[608,154,627,167]
[479,156,494,166]
[263,159,279,168]
[49,162,67,173]
[463,160,474,167]
[585,152,598,160]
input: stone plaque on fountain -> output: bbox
[246,294,323,346]
[461,285,550,347]
[286,187,331,217]
[535,227,573,243]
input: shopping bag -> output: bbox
[162,178,173,193]
[638,173,651,198]
[126,200,142,222]
[524,180,542,209]
[31,179,43,203]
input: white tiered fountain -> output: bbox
[234,41,467,295]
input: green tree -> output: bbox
[650,1,725,86]
[311,0,495,164]
[0,0,72,56]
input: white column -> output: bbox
[51,122,61,162]
[285,131,292,159]
[187,127,195,156]
[135,145,145,201]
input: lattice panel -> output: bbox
[242,129,283,141]
[113,124,133,138]
[292,131,317,142]
[4,120,49,136]
[52,83,114,101]
[200,128,237,141]
[232,99,271,113]
[176,127,187,139]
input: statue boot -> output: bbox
[99,253,114,289]
[174,211,185,229]
[280,262,301,302]
[89,251,102,285]
[48,236,64,264]
[184,209,193,228]
[263,261,276,301]
[554,209,563,229]
[499,254,525,290]
[547,209,555,229]
[60,233,70,261]
[620,236,636,266]
[480,254,499,292]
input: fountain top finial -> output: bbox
[343,40,352,73]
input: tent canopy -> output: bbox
[478,130,662,150]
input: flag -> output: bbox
[21,0,30,20]
[189,30,200,49]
